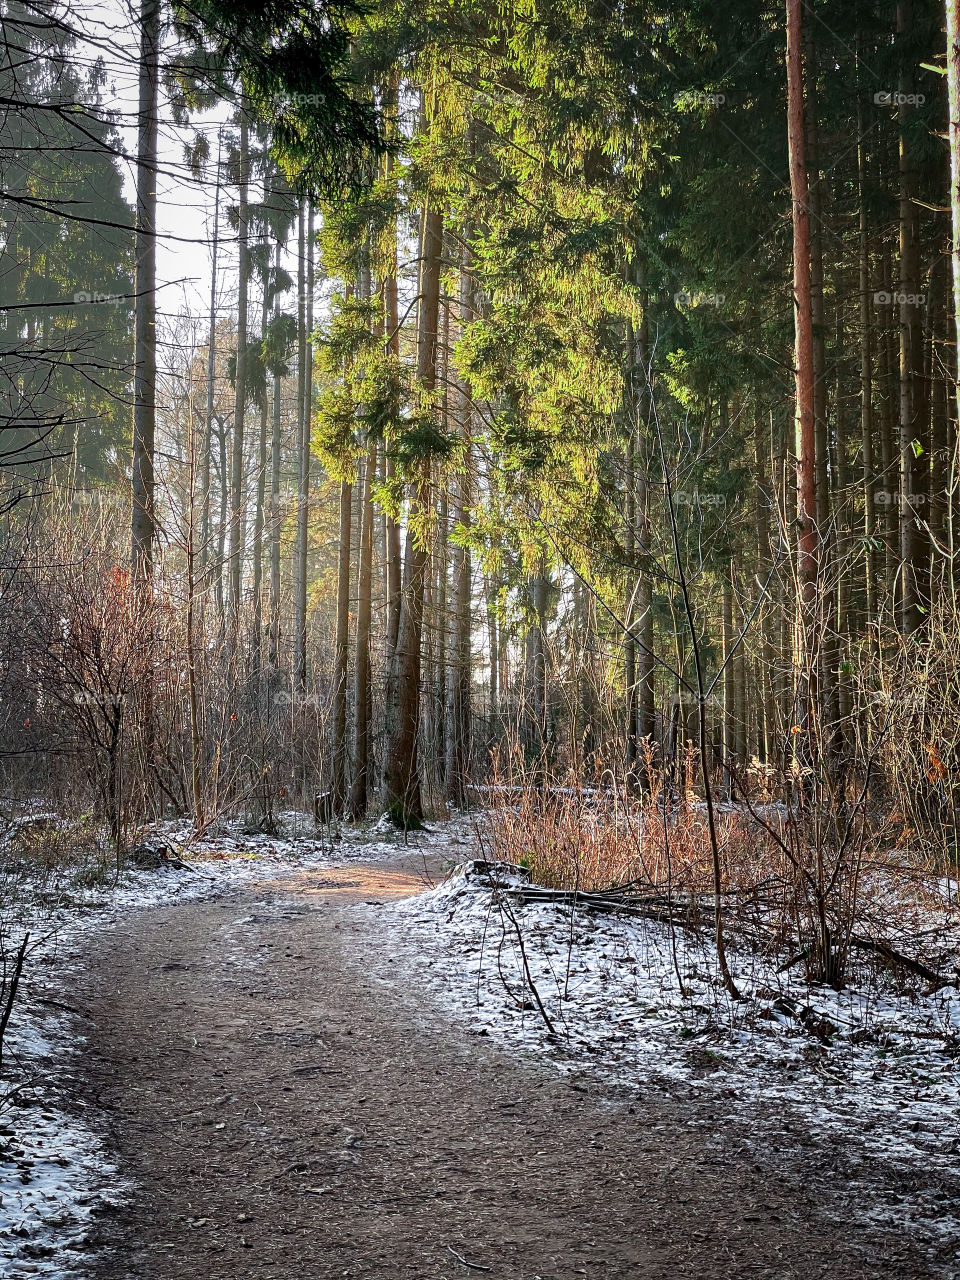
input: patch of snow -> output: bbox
[0,811,460,1277]
[384,859,960,1262]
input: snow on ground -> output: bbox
[0,810,448,1277]
[4,811,960,1272]
[384,858,960,1262]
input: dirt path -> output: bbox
[68,856,930,1280]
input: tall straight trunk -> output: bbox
[879,245,898,592]
[722,570,736,796]
[251,274,271,670]
[948,0,960,570]
[917,261,938,606]
[446,242,473,803]
[624,424,637,769]
[383,230,403,666]
[349,438,376,818]
[733,586,748,761]
[185,401,203,829]
[427,495,445,792]
[624,306,638,769]
[786,0,819,727]
[755,414,777,762]
[131,0,159,586]
[527,571,548,754]
[214,417,229,620]
[130,0,159,807]
[833,362,854,731]
[199,143,221,595]
[930,293,951,568]
[268,244,283,669]
[381,79,403,669]
[294,202,309,690]
[774,413,793,737]
[331,478,352,813]
[803,7,829,535]
[487,575,499,724]
[633,277,656,748]
[857,88,878,628]
[949,0,960,357]
[898,1,924,635]
[381,203,443,825]
[333,262,369,813]
[227,106,250,637]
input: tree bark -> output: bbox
[857,87,878,629]
[227,105,250,640]
[445,241,474,804]
[946,0,960,568]
[294,202,310,690]
[349,438,376,818]
[199,139,220,599]
[331,477,352,813]
[268,245,283,670]
[381,203,443,825]
[898,1,924,635]
[251,270,271,670]
[786,0,819,743]
[131,0,159,587]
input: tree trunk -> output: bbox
[949,0,960,361]
[227,105,250,640]
[804,7,829,536]
[446,242,474,804]
[786,0,819,734]
[199,141,220,598]
[381,204,443,825]
[634,282,656,749]
[130,0,159,808]
[349,438,376,818]
[857,87,878,629]
[487,575,499,725]
[383,229,403,667]
[251,275,271,670]
[131,0,159,586]
[879,244,899,593]
[898,1,924,635]
[331,478,352,813]
[268,248,283,670]
[214,416,229,621]
[294,202,310,690]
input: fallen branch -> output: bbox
[847,935,956,990]
[469,865,958,993]
[0,931,30,1075]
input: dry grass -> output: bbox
[480,760,960,985]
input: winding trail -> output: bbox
[70,853,930,1280]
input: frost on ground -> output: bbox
[0,1015,121,1276]
[386,858,960,1261]
[0,808,446,1278]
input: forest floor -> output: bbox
[2,820,958,1278]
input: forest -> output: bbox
[3,0,960,1275]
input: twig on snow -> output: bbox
[446,1245,491,1271]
